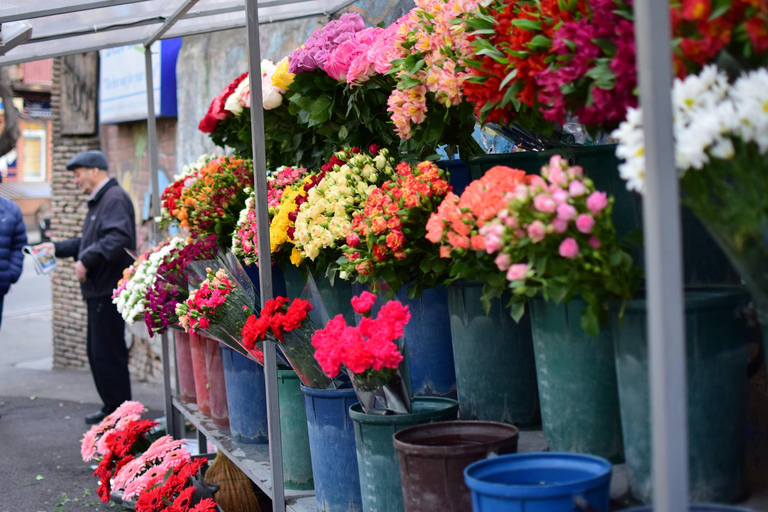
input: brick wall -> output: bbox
[50,57,96,369]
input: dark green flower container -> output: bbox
[349,398,459,512]
[612,288,750,503]
[278,370,314,490]
[446,280,539,425]
[530,297,623,462]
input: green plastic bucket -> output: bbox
[446,280,539,425]
[529,298,624,462]
[466,146,739,286]
[278,369,314,490]
[612,288,750,503]
[349,398,459,512]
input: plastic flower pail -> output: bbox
[438,159,471,196]
[220,344,268,444]
[244,263,288,299]
[446,280,539,425]
[278,370,314,489]
[626,506,758,512]
[172,329,196,404]
[396,285,457,399]
[612,288,750,503]
[466,146,739,286]
[302,385,362,512]
[203,337,229,427]
[464,453,612,512]
[188,333,211,415]
[393,421,519,512]
[529,297,624,462]
[349,398,459,512]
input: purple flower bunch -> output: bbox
[288,13,366,74]
[143,235,220,336]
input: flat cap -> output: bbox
[66,150,109,171]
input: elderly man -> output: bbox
[37,150,136,424]
[0,172,27,333]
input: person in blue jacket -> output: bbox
[37,150,136,425]
[0,172,28,333]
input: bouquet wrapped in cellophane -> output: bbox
[176,250,264,364]
[312,290,412,414]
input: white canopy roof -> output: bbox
[0,0,354,65]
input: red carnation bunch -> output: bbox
[241,297,314,347]
[340,160,452,292]
[312,295,410,378]
[198,72,248,133]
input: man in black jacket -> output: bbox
[37,150,136,424]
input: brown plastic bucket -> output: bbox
[393,421,519,512]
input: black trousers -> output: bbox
[87,296,132,413]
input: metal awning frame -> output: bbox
[3,0,691,510]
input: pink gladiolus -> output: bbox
[559,238,580,259]
[533,194,557,213]
[506,263,529,281]
[576,214,595,234]
[556,203,577,221]
[527,220,546,242]
[495,253,512,271]
[586,191,608,214]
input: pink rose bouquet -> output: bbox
[479,155,638,335]
[288,13,366,74]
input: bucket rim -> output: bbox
[622,287,750,312]
[349,397,459,425]
[625,506,758,512]
[464,452,612,499]
[300,384,357,398]
[393,420,519,456]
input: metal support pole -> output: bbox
[144,44,178,442]
[633,1,689,511]
[244,0,285,510]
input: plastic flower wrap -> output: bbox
[162,156,254,245]
[480,155,638,335]
[112,238,187,327]
[112,436,191,502]
[339,161,452,294]
[294,146,398,272]
[241,295,335,388]
[313,292,411,413]
[176,252,263,363]
[144,235,220,336]
[383,0,483,157]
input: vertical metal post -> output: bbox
[145,44,178,442]
[633,1,689,511]
[244,0,286,510]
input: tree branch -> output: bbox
[0,66,20,158]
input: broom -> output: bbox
[205,452,261,512]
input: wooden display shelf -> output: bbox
[172,398,316,512]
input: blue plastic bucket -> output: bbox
[302,385,362,512]
[244,263,288,299]
[464,453,612,512]
[438,159,471,196]
[220,344,268,444]
[397,286,457,399]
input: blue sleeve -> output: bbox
[8,205,27,284]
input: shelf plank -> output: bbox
[172,398,316,512]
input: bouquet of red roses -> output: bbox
[312,292,412,414]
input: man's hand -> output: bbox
[34,242,55,254]
[75,260,88,282]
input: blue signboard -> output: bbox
[99,38,181,124]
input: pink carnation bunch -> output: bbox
[312,295,410,378]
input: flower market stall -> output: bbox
[4,0,768,511]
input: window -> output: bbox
[23,122,46,182]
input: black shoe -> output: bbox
[85,411,107,425]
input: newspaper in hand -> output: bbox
[23,246,57,275]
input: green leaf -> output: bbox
[512,19,542,31]
[499,69,518,90]
[563,39,577,52]
[709,3,730,20]
[591,38,617,55]
[510,301,527,323]
[581,309,600,337]
[410,59,426,75]
[528,35,552,50]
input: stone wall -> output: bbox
[50,56,97,370]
